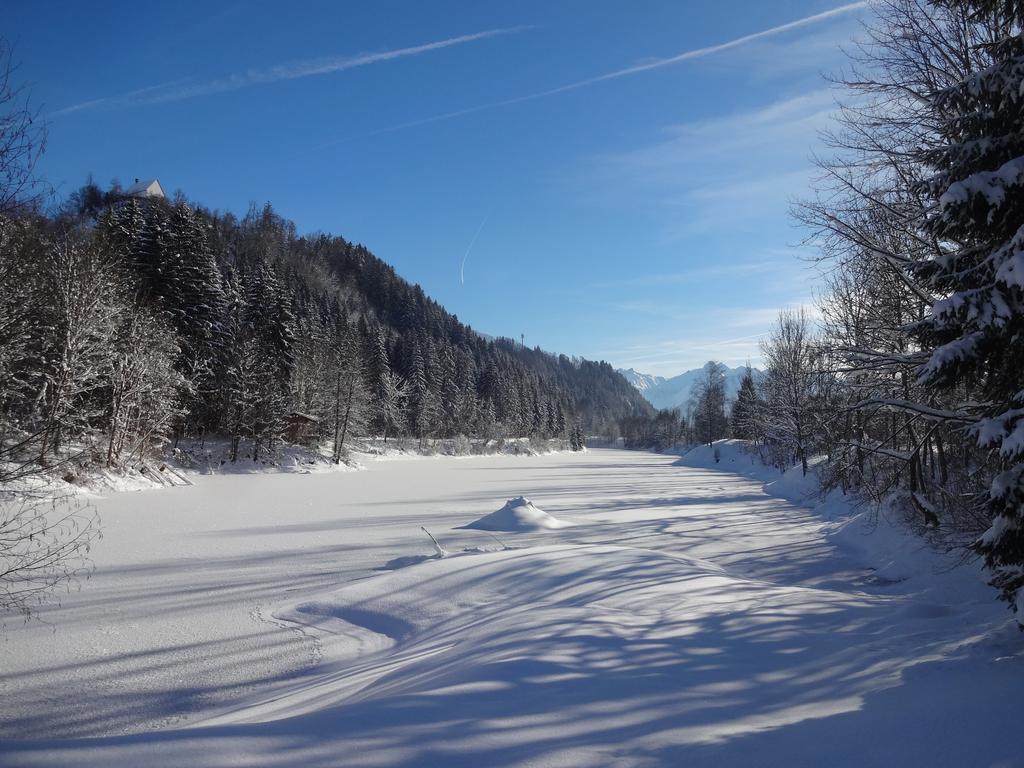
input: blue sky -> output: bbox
[8,0,869,376]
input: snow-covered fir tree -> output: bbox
[919,0,1024,613]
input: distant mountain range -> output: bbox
[617,365,760,411]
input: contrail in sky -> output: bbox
[324,2,867,144]
[460,211,491,286]
[51,26,530,117]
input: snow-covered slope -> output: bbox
[617,365,760,410]
[617,367,666,395]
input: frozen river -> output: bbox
[1,447,1018,767]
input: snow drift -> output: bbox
[463,496,573,531]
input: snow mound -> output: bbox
[463,496,573,531]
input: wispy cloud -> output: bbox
[324,2,866,143]
[460,211,491,286]
[581,253,789,292]
[52,27,529,117]
[583,87,839,239]
[571,87,845,374]
[602,300,820,375]
[622,89,837,170]
[601,327,768,374]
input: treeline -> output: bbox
[0,186,649,477]
[737,0,1024,617]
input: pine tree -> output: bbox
[165,203,227,431]
[378,369,407,444]
[290,313,330,427]
[244,264,294,459]
[97,198,146,265]
[134,200,173,302]
[919,0,1024,613]
[245,261,295,381]
[570,418,585,451]
[730,365,761,441]
[437,346,461,437]
[455,350,478,436]
[366,327,393,438]
[407,344,438,443]
[221,269,251,462]
[478,397,499,442]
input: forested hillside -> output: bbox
[0,182,650,475]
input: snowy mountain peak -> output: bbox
[616,365,760,411]
[618,368,666,393]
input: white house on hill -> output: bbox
[124,178,165,199]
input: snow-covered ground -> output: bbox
[1,445,1020,767]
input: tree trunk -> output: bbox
[332,374,343,463]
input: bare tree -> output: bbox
[0,38,46,216]
[330,332,368,462]
[0,215,43,472]
[760,309,819,476]
[35,228,122,463]
[0,491,99,621]
[104,303,185,467]
[692,361,728,446]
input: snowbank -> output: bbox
[10,436,579,501]
[676,439,780,483]
[170,438,356,475]
[462,496,573,531]
[679,440,855,505]
[678,440,993,599]
[172,437,577,476]
[349,436,575,461]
